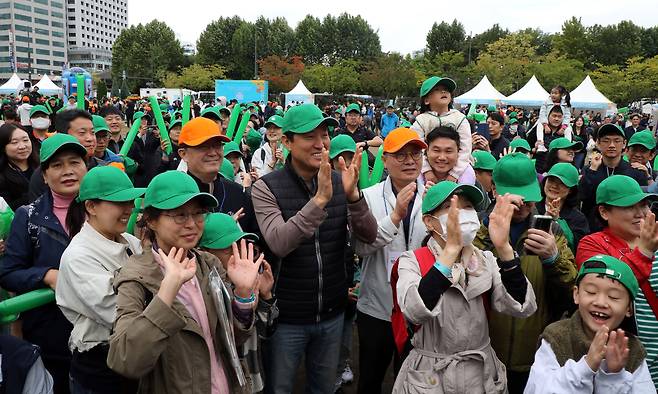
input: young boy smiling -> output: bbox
[525,254,654,393]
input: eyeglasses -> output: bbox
[162,210,208,224]
[388,150,422,163]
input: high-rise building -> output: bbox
[0,0,68,81]
[66,0,127,72]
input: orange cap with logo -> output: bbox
[178,117,230,147]
[383,128,427,153]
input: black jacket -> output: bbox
[127,132,166,187]
[0,163,33,211]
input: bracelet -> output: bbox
[234,292,256,304]
[433,261,452,278]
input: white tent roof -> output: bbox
[0,73,23,93]
[570,75,614,109]
[286,80,313,95]
[454,75,506,105]
[34,74,62,94]
[504,75,550,107]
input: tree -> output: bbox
[302,59,361,95]
[532,52,586,91]
[111,20,185,92]
[229,21,257,79]
[361,53,416,97]
[293,15,324,64]
[426,20,466,58]
[96,79,108,99]
[475,33,537,94]
[469,24,509,62]
[333,13,381,62]
[553,17,590,63]
[159,64,227,91]
[258,55,305,93]
[587,22,643,66]
[196,16,244,67]
[517,28,553,55]
[640,26,658,58]
[592,56,658,104]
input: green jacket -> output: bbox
[473,220,577,373]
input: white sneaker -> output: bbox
[341,365,354,384]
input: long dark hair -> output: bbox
[0,123,39,170]
[137,206,163,244]
[572,116,586,136]
[66,198,93,238]
[552,85,571,108]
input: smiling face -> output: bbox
[544,176,570,202]
[265,125,282,143]
[282,126,330,173]
[4,128,32,163]
[599,201,648,240]
[383,144,422,186]
[42,151,87,196]
[574,274,632,339]
[556,148,575,163]
[427,136,458,178]
[628,145,654,165]
[86,200,135,239]
[179,138,224,182]
[104,114,124,136]
[148,199,206,252]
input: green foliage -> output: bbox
[469,24,509,61]
[302,60,361,95]
[96,79,108,99]
[592,56,658,104]
[475,33,537,94]
[111,20,185,93]
[159,64,227,91]
[426,20,466,58]
[360,53,416,98]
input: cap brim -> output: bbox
[329,148,355,160]
[604,192,658,207]
[42,142,88,163]
[453,184,484,207]
[545,174,578,188]
[386,139,428,153]
[182,134,231,146]
[264,121,284,128]
[496,181,542,203]
[101,187,146,202]
[290,117,339,134]
[628,142,656,150]
[151,192,218,210]
[203,231,259,250]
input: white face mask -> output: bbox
[31,118,50,130]
[510,124,518,133]
[437,209,481,246]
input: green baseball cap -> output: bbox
[329,134,356,159]
[245,129,262,151]
[282,103,338,134]
[627,131,656,150]
[509,118,518,125]
[422,181,484,214]
[545,163,579,188]
[508,111,517,119]
[548,137,583,152]
[597,124,626,140]
[420,76,456,97]
[40,133,87,163]
[264,115,284,128]
[218,106,231,117]
[577,254,639,300]
[77,166,145,202]
[400,120,412,128]
[159,103,169,112]
[334,107,342,114]
[493,153,542,202]
[168,119,182,131]
[143,170,217,210]
[219,158,234,180]
[199,213,258,250]
[29,105,50,117]
[487,104,497,112]
[596,175,657,207]
[132,111,150,122]
[510,139,531,153]
[345,103,361,114]
[223,141,243,158]
[201,106,222,120]
[92,115,109,133]
[275,108,285,117]
[472,150,496,171]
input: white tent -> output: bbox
[0,73,23,94]
[570,75,615,110]
[34,74,62,95]
[454,75,506,105]
[504,75,550,107]
[285,80,314,107]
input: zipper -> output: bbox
[315,229,323,323]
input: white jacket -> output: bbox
[57,222,142,352]
[524,339,654,394]
[355,177,426,322]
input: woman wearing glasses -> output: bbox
[107,171,260,394]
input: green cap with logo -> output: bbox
[245,129,262,152]
[30,105,50,117]
[329,134,356,159]
[420,76,456,97]
[627,131,656,150]
[40,133,87,163]
[545,163,579,188]
[509,118,518,125]
[577,254,639,300]
[510,139,531,153]
[264,115,284,128]
[472,150,496,171]
[199,213,258,250]
[493,153,542,202]
[422,181,484,214]
[282,103,338,134]
[548,137,583,152]
[595,175,657,207]
[92,115,109,133]
[223,141,243,158]
[143,170,217,210]
[201,106,222,120]
[219,158,235,180]
[77,166,145,202]
[597,123,626,140]
[345,103,361,114]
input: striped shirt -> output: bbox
[635,254,658,389]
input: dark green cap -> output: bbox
[577,254,639,300]
[329,134,356,159]
[345,103,361,114]
[472,150,496,171]
[493,153,541,202]
[245,129,262,152]
[420,76,456,97]
[201,106,222,120]
[168,119,182,131]
[422,181,484,214]
[199,213,258,250]
[509,118,518,125]
[545,163,579,188]
[92,115,109,133]
[133,111,150,122]
[548,137,583,152]
[40,133,87,163]
[77,166,145,202]
[282,104,338,134]
[143,171,217,210]
[596,175,657,207]
[223,141,243,158]
[30,105,50,117]
[627,131,656,150]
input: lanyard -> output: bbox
[383,183,414,250]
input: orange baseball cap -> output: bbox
[383,128,427,153]
[178,117,230,147]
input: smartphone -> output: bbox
[475,123,490,141]
[531,215,553,233]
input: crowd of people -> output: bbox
[0,75,657,394]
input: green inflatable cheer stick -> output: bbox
[368,146,385,187]
[182,95,191,126]
[148,96,172,155]
[358,148,370,189]
[76,74,85,110]
[225,106,241,139]
[0,288,55,322]
[232,111,251,144]
[126,197,143,235]
[118,117,142,157]
[466,100,478,120]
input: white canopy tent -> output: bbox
[504,75,550,107]
[285,80,314,107]
[570,75,615,110]
[0,73,23,94]
[454,75,506,105]
[34,74,62,95]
